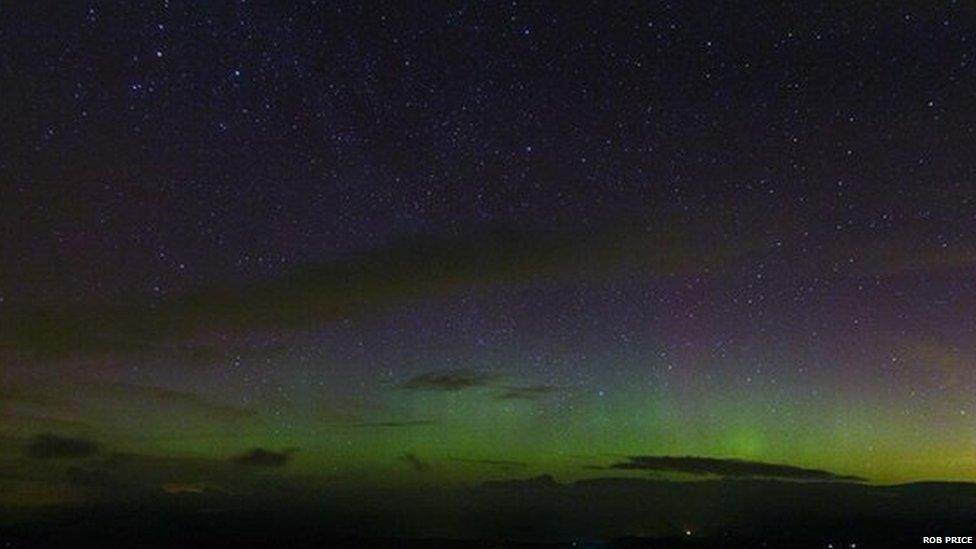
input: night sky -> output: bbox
[2,1,976,508]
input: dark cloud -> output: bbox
[399,369,498,391]
[1,381,255,425]
[103,383,257,424]
[0,383,65,407]
[90,451,295,490]
[398,453,430,473]
[25,434,99,460]
[232,448,292,467]
[1,447,318,503]
[494,385,562,400]
[351,420,437,428]
[1,224,730,362]
[0,228,574,361]
[450,457,527,469]
[0,411,97,433]
[610,456,866,482]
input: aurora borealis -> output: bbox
[2,1,976,544]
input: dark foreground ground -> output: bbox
[3,477,975,548]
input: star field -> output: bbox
[1,2,976,503]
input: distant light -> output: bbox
[685,530,692,536]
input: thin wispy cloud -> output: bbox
[399,369,498,391]
[494,385,562,400]
[450,457,527,469]
[351,420,438,428]
[399,453,431,473]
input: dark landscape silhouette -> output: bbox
[4,474,976,548]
